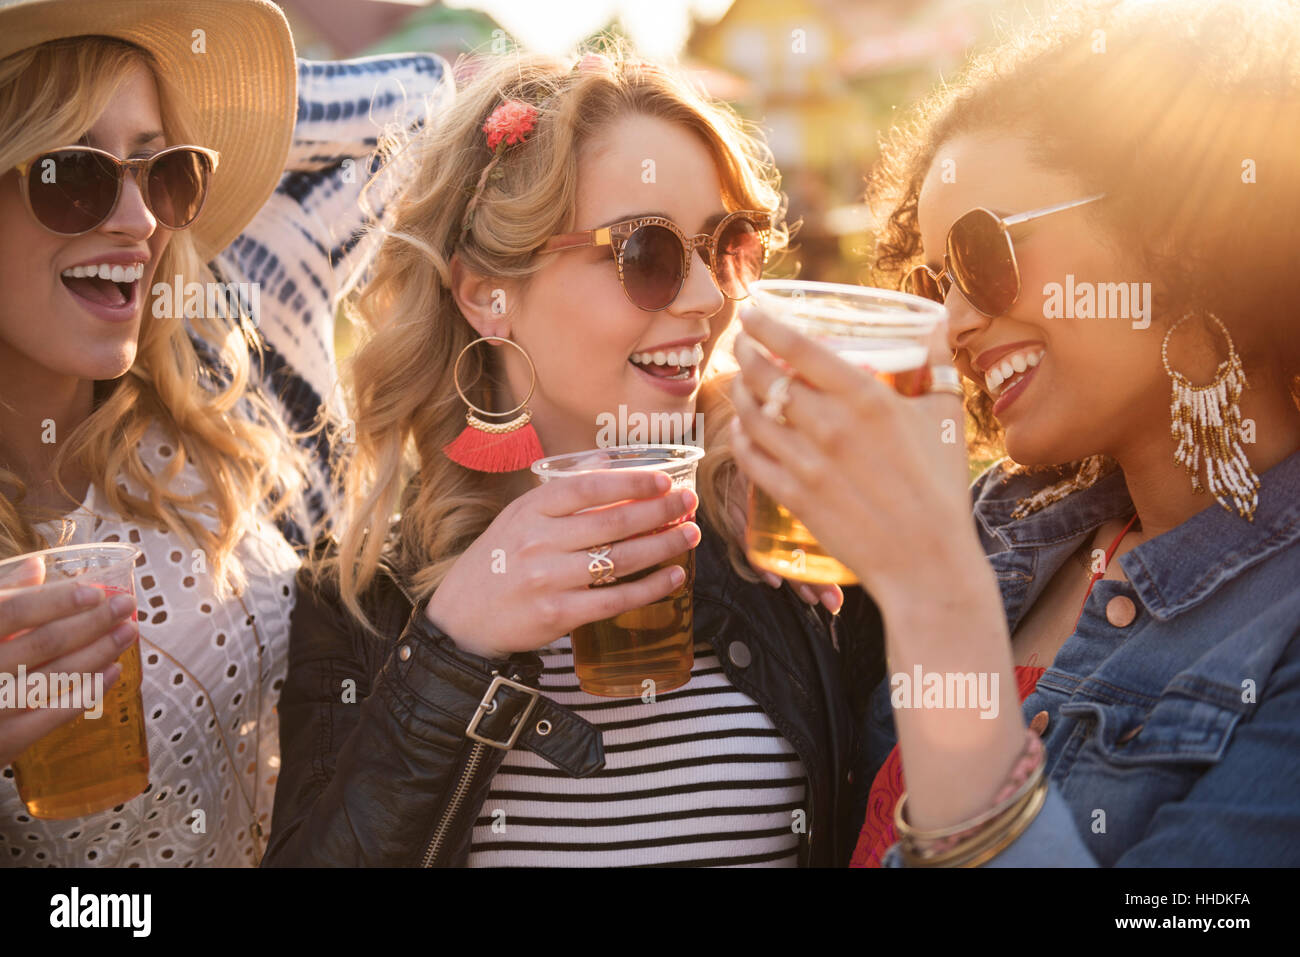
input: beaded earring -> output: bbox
[1162,313,1259,521]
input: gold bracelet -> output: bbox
[894,731,1045,847]
[954,777,1049,868]
[901,776,1049,868]
[898,762,1045,866]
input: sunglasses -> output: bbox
[903,193,1105,317]
[540,209,771,311]
[14,144,220,236]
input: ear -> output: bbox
[450,253,517,338]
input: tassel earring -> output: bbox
[1162,313,1259,521]
[443,335,544,472]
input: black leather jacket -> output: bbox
[263,518,885,867]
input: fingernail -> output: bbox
[102,663,122,689]
[762,572,781,588]
[109,594,135,618]
[653,471,671,491]
[75,585,103,606]
[681,522,702,548]
[799,585,817,604]
[110,621,137,648]
[827,594,844,616]
[669,565,686,587]
[678,488,698,512]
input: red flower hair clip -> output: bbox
[482,100,538,150]
[460,99,540,241]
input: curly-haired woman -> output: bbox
[730,0,1300,866]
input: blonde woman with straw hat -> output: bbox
[0,0,451,865]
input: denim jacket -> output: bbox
[871,449,1300,866]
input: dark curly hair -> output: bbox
[866,0,1300,469]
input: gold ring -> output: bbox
[761,374,793,425]
[927,364,965,399]
[586,544,616,586]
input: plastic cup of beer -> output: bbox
[532,444,705,697]
[743,279,948,586]
[0,543,149,819]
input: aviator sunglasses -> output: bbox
[540,209,772,311]
[903,193,1105,317]
[14,144,220,236]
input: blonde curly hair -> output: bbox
[326,42,789,631]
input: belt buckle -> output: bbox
[465,672,540,749]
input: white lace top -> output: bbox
[0,54,453,868]
[0,423,298,867]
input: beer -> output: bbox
[533,444,705,697]
[2,545,150,819]
[571,549,694,697]
[742,281,947,586]
[14,624,149,819]
[746,491,857,585]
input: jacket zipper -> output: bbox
[385,565,495,869]
[420,741,488,866]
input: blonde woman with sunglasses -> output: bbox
[0,0,449,866]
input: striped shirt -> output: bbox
[467,637,808,867]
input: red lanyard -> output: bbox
[1075,512,1139,625]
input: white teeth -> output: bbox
[632,345,704,368]
[984,349,1046,397]
[60,263,145,280]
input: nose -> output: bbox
[944,284,991,354]
[668,243,725,318]
[98,169,157,241]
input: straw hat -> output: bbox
[0,0,297,261]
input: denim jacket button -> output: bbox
[728,641,752,668]
[1105,595,1137,627]
[1030,710,1049,736]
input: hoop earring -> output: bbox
[1162,313,1259,521]
[443,336,544,472]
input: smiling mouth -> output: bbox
[984,346,1045,397]
[60,263,144,309]
[629,343,705,381]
